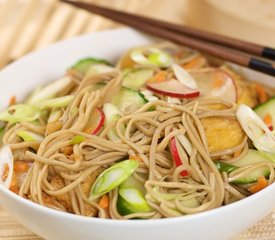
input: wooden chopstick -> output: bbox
[61,0,275,77]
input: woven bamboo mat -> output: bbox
[0,0,275,239]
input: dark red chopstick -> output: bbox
[61,0,275,76]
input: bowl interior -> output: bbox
[0,27,275,240]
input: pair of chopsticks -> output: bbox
[61,0,275,77]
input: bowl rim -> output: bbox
[0,27,274,226]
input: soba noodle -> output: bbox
[1,42,274,219]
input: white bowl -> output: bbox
[0,28,275,240]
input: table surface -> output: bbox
[0,0,274,239]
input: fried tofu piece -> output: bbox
[81,167,104,197]
[81,168,104,217]
[236,81,258,108]
[201,117,245,153]
[50,175,72,211]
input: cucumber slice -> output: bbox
[216,150,271,184]
[111,87,148,115]
[90,83,148,115]
[117,187,152,216]
[71,57,112,75]
[215,161,238,174]
[103,103,125,142]
[122,69,154,90]
[254,96,275,128]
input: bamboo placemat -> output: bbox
[0,0,274,239]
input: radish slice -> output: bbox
[84,108,105,135]
[170,137,188,177]
[172,63,198,90]
[189,68,237,102]
[0,145,14,188]
[147,79,200,99]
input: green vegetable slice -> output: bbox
[89,160,139,200]
[117,187,152,216]
[71,57,112,75]
[35,95,74,109]
[122,69,154,90]
[69,135,86,145]
[103,103,125,141]
[111,87,148,115]
[26,76,72,104]
[0,104,41,124]
[17,130,44,142]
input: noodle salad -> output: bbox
[0,42,275,219]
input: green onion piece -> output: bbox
[130,48,172,68]
[0,127,4,146]
[35,95,74,109]
[0,104,41,124]
[26,76,72,104]
[117,187,152,215]
[148,52,171,68]
[69,135,86,145]
[89,160,139,200]
[16,130,44,142]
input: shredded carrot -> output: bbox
[254,84,267,103]
[9,95,16,106]
[129,153,143,162]
[14,161,29,173]
[99,194,109,209]
[9,184,19,194]
[263,113,273,130]
[61,146,74,156]
[233,150,241,158]
[147,71,167,83]
[248,176,268,193]
[213,77,224,88]
[181,56,205,70]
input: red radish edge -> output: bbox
[91,108,105,135]
[170,137,188,177]
[146,79,200,99]
[219,69,238,102]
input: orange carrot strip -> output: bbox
[254,84,267,103]
[147,71,167,83]
[233,151,241,158]
[99,194,109,209]
[182,56,204,70]
[62,146,74,156]
[248,176,268,193]
[263,114,272,126]
[9,95,16,106]
[129,153,143,162]
[14,161,29,173]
